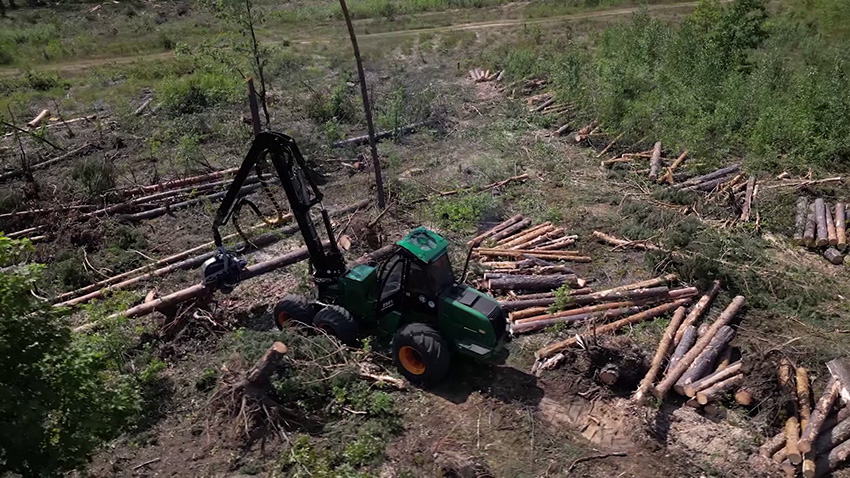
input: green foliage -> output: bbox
[0,235,156,477]
[25,70,66,91]
[306,81,356,125]
[430,193,498,232]
[72,157,116,198]
[160,72,239,115]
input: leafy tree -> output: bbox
[0,235,142,476]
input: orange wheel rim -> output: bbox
[399,346,426,375]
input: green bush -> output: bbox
[25,70,66,91]
[72,157,116,198]
[0,235,150,476]
[431,192,498,232]
[160,72,239,115]
[306,81,356,125]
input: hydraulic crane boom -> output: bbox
[204,131,347,289]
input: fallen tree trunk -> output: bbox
[668,325,696,372]
[653,296,746,399]
[684,360,742,398]
[634,306,687,404]
[794,197,810,246]
[504,225,558,249]
[804,203,817,247]
[761,431,787,458]
[489,218,532,242]
[332,120,432,148]
[740,176,756,221]
[27,109,49,128]
[479,260,535,269]
[688,174,736,192]
[827,358,850,403]
[592,230,661,251]
[496,222,552,246]
[488,274,584,292]
[799,378,840,454]
[695,373,743,405]
[814,436,850,478]
[599,274,678,296]
[837,203,847,251]
[824,247,843,265]
[475,248,592,262]
[816,198,829,247]
[489,265,575,276]
[120,182,264,221]
[535,298,691,359]
[673,164,741,190]
[674,279,721,346]
[134,97,153,116]
[468,214,524,246]
[511,305,639,335]
[798,367,813,429]
[648,141,662,181]
[536,236,577,250]
[674,326,736,395]
[119,167,239,197]
[511,228,565,250]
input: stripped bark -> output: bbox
[648,141,663,181]
[799,378,840,454]
[786,416,802,465]
[468,214,524,246]
[634,306,687,404]
[815,198,829,247]
[27,109,49,128]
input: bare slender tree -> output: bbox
[338,0,386,209]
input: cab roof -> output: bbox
[396,227,448,263]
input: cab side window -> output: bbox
[380,257,404,300]
[407,262,432,297]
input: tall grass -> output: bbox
[492,0,850,173]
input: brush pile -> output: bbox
[792,197,847,265]
[757,358,850,478]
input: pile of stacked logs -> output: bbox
[757,358,850,478]
[525,93,574,118]
[468,68,503,83]
[792,197,847,265]
[468,215,589,264]
[632,281,750,416]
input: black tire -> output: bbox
[272,295,312,330]
[392,323,451,388]
[312,305,359,345]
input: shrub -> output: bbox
[25,70,65,91]
[72,157,116,198]
[431,192,498,233]
[0,236,149,476]
[160,72,239,115]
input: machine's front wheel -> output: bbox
[392,323,451,388]
[312,305,359,345]
[272,295,313,329]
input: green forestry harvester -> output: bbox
[202,131,508,386]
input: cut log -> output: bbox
[659,150,688,184]
[592,230,661,251]
[134,97,153,116]
[480,260,535,269]
[509,307,550,321]
[684,361,743,398]
[332,120,432,148]
[787,416,802,465]
[740,175,756,221]
[696,373,744,405]
[689,174,735,192]
[814,436,850,478]
[27,109,49,128]
[674,164,741,189]
[674,279,721,346]
[798,367,813,429]
[511,306,640,335]
[827,359,850,403]
[823,247,844,265]
[633,306,687,404]
[827,203,839,246]
[804,203,817,247]
[653,296,746,399]
[674,326,736,395]
[735,386,754,406]
[778,357,794,393]
[536,237,577,250]
[794,197,810,246]
[836,203,847,251]
[714,346,733,372]
[492,265,575,276]
[487,274,585,292]
[511,228,566,250]
[119,168,240,197]
[489,218,533,242]
[555,123,572,137]
[815,414,850,455]
[535,299,691,359]
[599,363,619,385]
[668,325,697,372]
[815,198,829,247]
[505,226,559,249]
[499,286,693,312]
[475,249,592,262]
[799,378,841,454]
[803,455,815,478]
[648,141,663,181]
[497,222,552,246]
[468,214,524,246]
[760,431,787,458]
[596,132,624,159]
[119,182,264,221]
[598,273,678,296]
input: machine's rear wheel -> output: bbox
[272,295,312,329]
[392,323,451,387]
[312,305,359,345]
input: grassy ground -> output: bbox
[3,0,850,476]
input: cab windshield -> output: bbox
[428,253,454,292]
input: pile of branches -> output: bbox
[792,197,847,265]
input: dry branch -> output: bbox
[596,132,624,158]
[659,150,688,184]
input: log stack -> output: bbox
[756,359,850,478]
[793,197,847,265]
[468,68,503,83]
